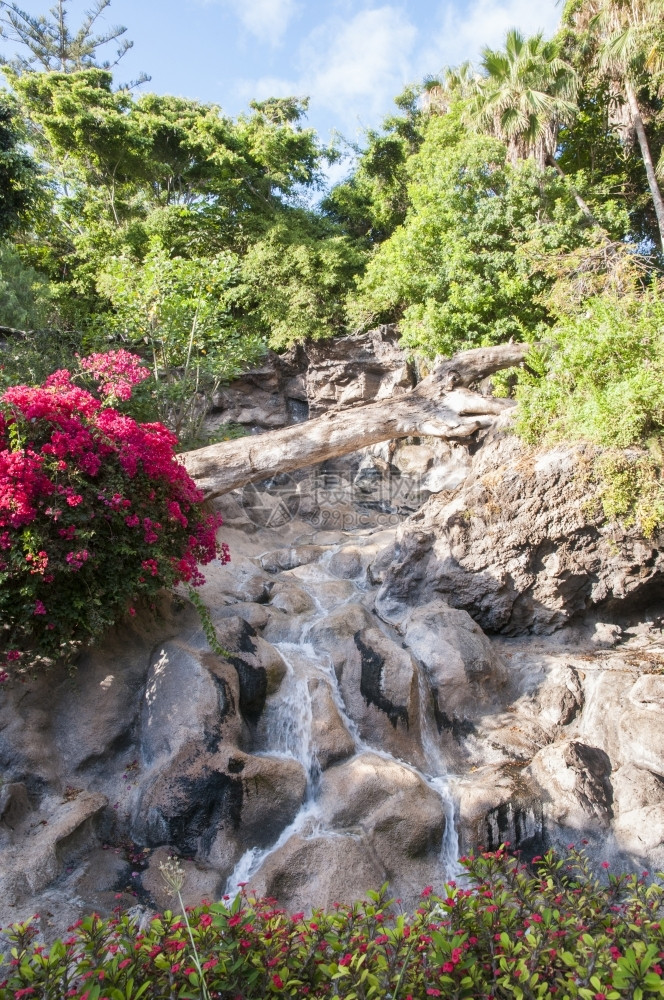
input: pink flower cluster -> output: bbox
[0,351,228,674]
[79,348,151,401]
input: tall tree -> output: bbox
[0,90,38,235]
[465,30,579,169]
[0,0,147,83]
[458,29,601,224]
[563,0,664,250]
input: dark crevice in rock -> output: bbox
[431,697,477,741]
[226,656,267,724]
[355,632,409,729]
[167,771,243,856]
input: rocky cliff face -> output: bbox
[2,330,664,940]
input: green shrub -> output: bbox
[2,846,663,999]
[506,295,664,449]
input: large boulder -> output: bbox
[527,740,614,830]
[402,600,506,730]
[310,606,426,768]
[133,742,307,874]
[248,752,446,910]
[618,675,664,775]
[375,432,664,634]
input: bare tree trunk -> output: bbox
[546,155,600,225]
[182,342,529,498]
[625,79,664,252]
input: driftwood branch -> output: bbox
[182,343,529,498]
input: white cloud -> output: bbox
[238,6,417,132]
[230,0,562,136]
[221,0,298,46]
[304,7,417,119]
[423,0,562,76]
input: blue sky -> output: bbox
[2,0,562,178]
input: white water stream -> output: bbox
[225,539,461,894]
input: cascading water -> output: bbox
[225,532,461,895]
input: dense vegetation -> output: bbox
[3,846,664,1000]
[0,0,662,643]
[0,1,663,437]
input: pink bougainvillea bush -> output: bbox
[0,349,228,676]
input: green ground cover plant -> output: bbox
[2,846,663,1000]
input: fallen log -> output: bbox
[182,342,529,498]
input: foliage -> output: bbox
[2,846,664,999]
[348,113,623,357]
[0,89,39,237]
[322,85,425,244]
[235,212,368,350]
[593,449,664,538]
[0,350,227,675]
[508,293,664,448]
[562,0,664,250]
[464,29,578,168]
[96,245,264,445]
[0,241,52,329]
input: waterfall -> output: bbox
[224,537,461,896]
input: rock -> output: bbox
[214,617,288,724]
[134,743,307,871]
[248,834,387,913]
[592,623,623,647]
[536,664,585,728]
[327,546,367,581]
[54,629,159,773]
[393,444,435,476]
[0,783,31,833]
[484,717,554,763]
[140,845,225,911]
[311,607,425,767]
[249,752,445,910]
[612,763,664,857]
[205,326,410,433]
[308,677,355,770]
[196,556,272,606]
[456,765,544,854]
[259,545,326,574]
[618,675,664,774]
[402,600,506,729]
[527,740,613,830]
[210,602,270,630]
[320,753,445,865]
[140,641,239,764]
[304,327,412,418]
[0,792,107,908]
[268,580,316,615]
[375,432,664,634]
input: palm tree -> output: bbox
[459,29,598,223]
[465,29,579,169]
[563,0,664,250]
[421,62,479,116]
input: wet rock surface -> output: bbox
[3,336,664,937]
